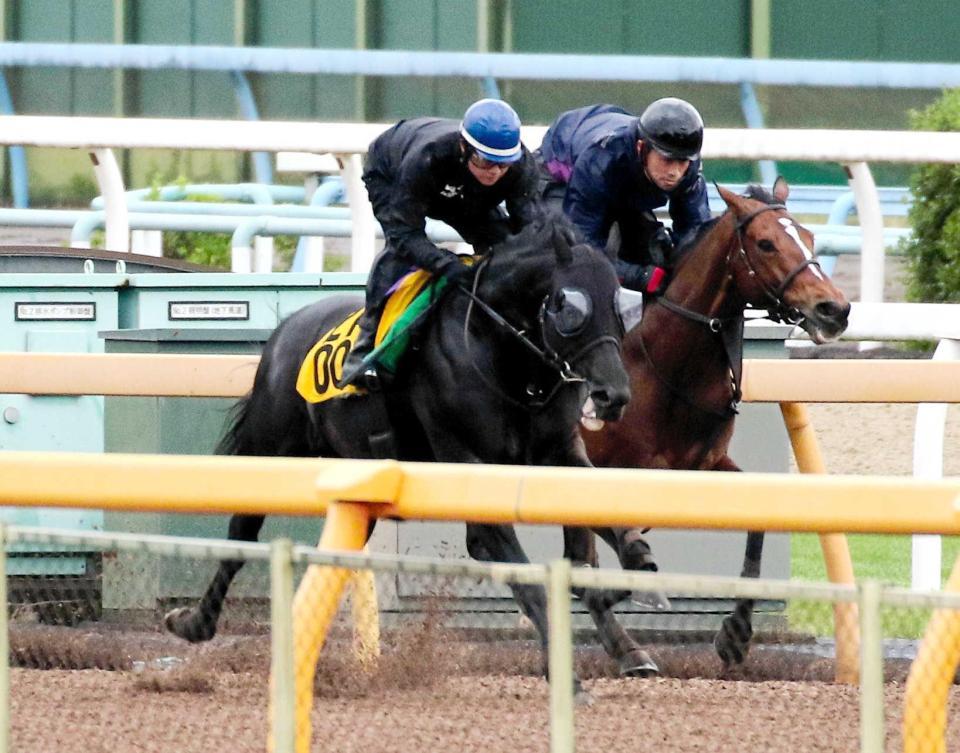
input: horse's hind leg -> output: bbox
[467,523,586,697]
[164,513,266,642]
[563,526,658,677]
[715,530,764,666]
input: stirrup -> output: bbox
[340,357,375,388]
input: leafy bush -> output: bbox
[901,89,960,302]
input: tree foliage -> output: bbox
[902,89,960,302]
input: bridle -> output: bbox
[457,258,620,412]
[732,203,823,325]
[638,200,821,419]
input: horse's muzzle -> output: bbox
[586,385,630,423]
[801,299,851,343]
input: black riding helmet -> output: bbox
[637,97,704,161]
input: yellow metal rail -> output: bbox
[0,452,958,534]
[0,352,259,397]
[2,353,960,402]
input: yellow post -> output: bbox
[903,555,960,753]
[287,501,371,753]
[349,562,381,668]
[780,401,860,683]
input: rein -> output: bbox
[635,317,742,420]
[457,258,617,412]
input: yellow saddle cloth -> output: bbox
[295,268,434,403]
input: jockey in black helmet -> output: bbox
[340,98,541,386]
[536,97,711,295]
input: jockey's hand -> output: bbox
[617,260,669,295]
[435,256,473,285]
[648,226,675,268]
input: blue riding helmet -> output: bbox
[460,99,523,163]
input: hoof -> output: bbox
[714,614,752,666]
[631,589,672,611]
[620,535,658,572]
[582,587,631,613]
[163,607,216,643]
[619,649,659,678]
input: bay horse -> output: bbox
[576,177,850,673]
[164,217,645,689]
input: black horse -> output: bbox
[164,218,645,685]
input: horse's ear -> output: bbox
[772,175,790,203]
[552,223,575,265]
[715,182,746,211]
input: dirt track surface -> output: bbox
[9,624,960,753]
[12,667,960,753]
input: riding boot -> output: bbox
[340,305,382,388]
[341,249,408,388]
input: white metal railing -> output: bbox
[0,114,955,296]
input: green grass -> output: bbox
[788,534,960,637]
[791,533,960,585]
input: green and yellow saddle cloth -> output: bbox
[296,265,462,403]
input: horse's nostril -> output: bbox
[815,300,848,322]
[591,390,612,408]
[592,388,630,410]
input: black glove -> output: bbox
[616,260,669,295]
[433,254,473,285]
[648,226,675,268]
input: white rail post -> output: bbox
[844,161,884,304]
[89,148,129,252]
[335,152,376,273]
[270,538,296,753]
[858,579,884,753]
[547,558,575,753]
[253,236,275,273]
[911,337,960,591]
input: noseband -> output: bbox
[733,203,823,325]
[457,259,620,411]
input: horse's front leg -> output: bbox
[545,431,659,678]
[164,513,266,642]
[710,455,764,667]
[563,525,660,678]
[593,526,671,610]
[419,421,583,695]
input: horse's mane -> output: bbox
[674,183,778,262]
[483,210,575,276]
[741,183,778,205]
[477,210,597,308]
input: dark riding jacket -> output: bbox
[363,117,541,278]
[538,104,711,266]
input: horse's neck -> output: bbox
[668,212,744,319]
[629,212,742,384]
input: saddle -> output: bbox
[295,268,447,405]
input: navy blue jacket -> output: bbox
[539,104,711,263]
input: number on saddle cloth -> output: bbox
[295,269,450,403]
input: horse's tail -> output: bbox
[215,393,253,456]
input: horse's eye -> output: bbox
[547,287,592,337]
[757,239,776,253]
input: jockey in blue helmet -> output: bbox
[340,98,541,387]
[460,98,524,164]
